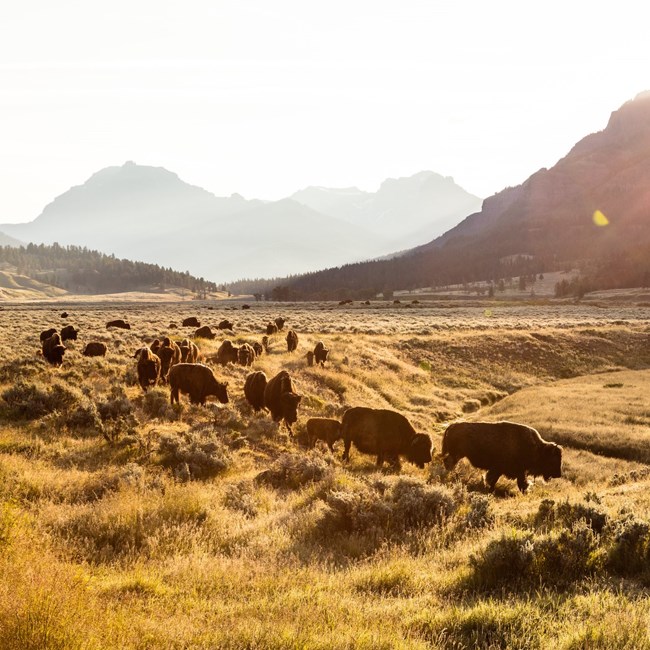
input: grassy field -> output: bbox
[2,300,650,648]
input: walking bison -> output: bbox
[441,420,563,493]
[286,330,298,353]
[42,333,66,366]
[136,347,161,391]
[83,342,107,357]
[169,363,229,406]
[263,370,301,432]
[306,417,342,451]
[244,371,268,412]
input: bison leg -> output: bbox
[517,475,530,494]
[376,452,384,467]
[442,454,458,471]
[342,438,352,462]
[485,469,501,491]
[170,386,179,405]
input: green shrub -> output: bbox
[158,429,232,481]
[607,515,650,576]
[141,387,177,420]
[255,452,334,490]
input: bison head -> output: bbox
[280,391,302,425]
[210,379,229,404]
[407,433,433,469]
[540,442,562,480]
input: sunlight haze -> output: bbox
[1,0,648,223]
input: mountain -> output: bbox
[291,171,483,250]
[280,91,650,298]
[0,231,23,247]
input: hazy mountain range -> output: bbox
[0,165,482,283]
[283,91,650,298]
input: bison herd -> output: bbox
[36,312,563,494]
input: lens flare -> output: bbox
[593,210,609,226]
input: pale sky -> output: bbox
[1,0,648,224]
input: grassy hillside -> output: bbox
[2,302,650,647]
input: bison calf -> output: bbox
[306,418,342,451]
[244,371,268,412]
[169,363,229,406]
[441,420,562,493]
[341,407,432,469]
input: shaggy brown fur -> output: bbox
[314,341,329,366]
[261,336,270,352]
[263,370,301,432]
[40,327,57,342]
[244,371,268,412]
[106,319,131,329]
[60,325,78,341]
[169,363,229,406]
[157,337,181,382]
[182,316,201,327]
[252,342,263,357]
[82,342,107,357]
[215,339,239,366]
[306,350,314,366]
[179,339,199,363]
[306,418,342,451]
[274,317,286,331]
[238,343,255,367]
[42,333,66,366]
[341,407,432,469]
[266,322,278,336]
[150,339,161,355]
[136,347,161,391]
[441,420,563,493]
[194,325,216,340]
[286,330,298,353]
[218,319,234,331]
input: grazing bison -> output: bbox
[306,418,342,451]
[244,371,268,411]
[252,341,263,357]
[274,317,286,331]
[60,325,78,341]
[83,342,107,357]
[314,341,329,366]
[136,347,161,391]
[157,337,181,381]
[341,407,432,469]
[215,339,239,366]
[218,319,234,331]
[194,325,216,340]
[179,339,199,363]
[264,370,301,432]
[266,322,278,336]
[106,319,131,329]
[42,333,66,366]
[238,342,255,367]
[441,420,562,493]
[182,316,201,327]
[169,363,229,406]
[286,330,298,353]
[242,304,250,310]
[40,327,57,342]
[306,350,314,366]
[261,336,270,352]
[60,311,69,318]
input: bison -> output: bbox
[169,363,229,406]
[60,324,78,341]
[264,370,301,432]
[179,339,199,363]
[106,319,131,329]
[252,341,263,357]
[150,338,161,355]
[274,317,286,331]
[286,330,298,353]
[218,319,234,331]
[182,316,201,327]
[341,407,432,469]
[265,322,278,336]
[194,325,216,340]
[314,341,329,366]
[157,337,181,381]
[441,420,562,493]
[306,350,314,367]
[215,339,239,366]
[60,311,69,318]
[42,333,66,366]
[136,347,161,391]
[83,342,107,357]
[244,371,268,411]
[306,418,342,451]
[238,342,255,367]
[261,335,270,352]
[40,327,57,342]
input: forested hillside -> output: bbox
[0,243,218,295]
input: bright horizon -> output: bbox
[1,1,649,224]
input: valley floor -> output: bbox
[1,300,650,648]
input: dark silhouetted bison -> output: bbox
[261,335,270,352]
[274,317,286,331]
[306,418,342,451]
[266,322,278,336]
[238,343,255,366]
[252,341,263,357]
[441,420,562,493]
[169,363,229,406]
[341,407,432,469]
[314,341,329,366]
[218,319,234,331]
[136,347,161,391]
[60,325,78,341]
[242,304,250,310]
[179,339,199,363]
[42,333,66,366]
[194,325,216,340]
[106,319,131,329]
[244,371,268,411]
[264,370,301,432]
[306,350,314,366]
[40,327,57,342]
[150,338,161,355]
[157,337,181,382]
[286,330,298,353]
[182,316,201,327]
[83,342,107,357]
[60,311,69,318]
[215,339,239,365]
